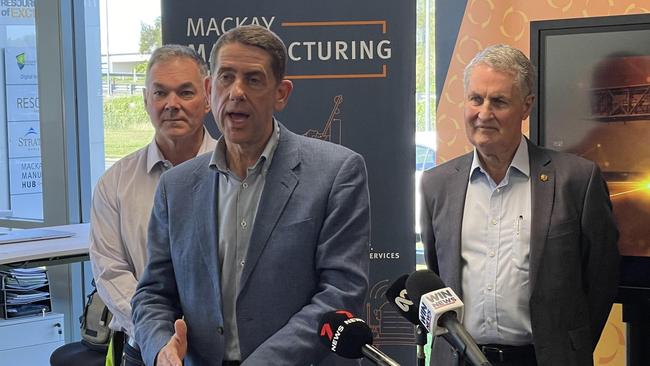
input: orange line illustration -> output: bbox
[282,20,387,34]
[304,95,343,144]
[287,65,387,80]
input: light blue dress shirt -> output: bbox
[460,136,533,345]
[210,120,280,361]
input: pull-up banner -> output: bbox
[162,2,416,364]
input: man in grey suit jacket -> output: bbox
[420,44,619,366]
[131,26,370,366]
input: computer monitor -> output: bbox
[530,14,650,299]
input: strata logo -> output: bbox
[15,52,35,70]
[18,127,39,149]
[281,20,392,80]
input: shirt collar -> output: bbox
[210,118,281,175]
[469,135,530,182]
[146,139,170,173]
[146,127,213,173]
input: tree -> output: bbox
[139,16,161,54]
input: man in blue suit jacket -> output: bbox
[132,26,370,366]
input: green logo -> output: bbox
[16,53,26,70]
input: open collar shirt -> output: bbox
[460,136,533,345]
[89,129,217,337]
[210,119,280,361]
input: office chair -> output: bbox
[50,341,105,366]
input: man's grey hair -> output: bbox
[463,44,536,99]
[209,25,287,83]
[145,44,209,84]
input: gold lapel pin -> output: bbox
[540,174,549,182]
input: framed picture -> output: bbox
[531,13,650,295]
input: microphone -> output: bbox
[318,310,400,366]
[406,270,492,366]
[385,274,420,324]
[385,274,427,366]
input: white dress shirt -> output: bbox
[89,130,216,337]
[461,136,533,345]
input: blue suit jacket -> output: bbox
[132,125,370,366]
[420,140,619,366]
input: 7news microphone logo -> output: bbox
[320,310,354,353]
[320,310,354,341]
[319,310,366,354]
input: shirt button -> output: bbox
[242,183,248,189]
[240,260,245,266]
[217,326,224,335]
[488,250,495,257]
[487,284,493,291]
[491,219,497,225]
[240,220,247,228]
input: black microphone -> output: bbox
[385,274,419,324]
[318,310,401,366]
[406,270,492,366]
[385,274,427,366]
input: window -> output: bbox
[0,6,39,221]
[100,0,161,168]
[0,0,107,228]
[415,0,436,268]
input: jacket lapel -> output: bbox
[192,163,221,293]
[447,154,472,294]
[239,127,300,292]
[527,141,554,292]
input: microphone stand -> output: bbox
[416,325,427,366]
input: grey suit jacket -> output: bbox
[132,124,370,366]
[419,139,619,366]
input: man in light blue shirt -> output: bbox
[419,44,619,366]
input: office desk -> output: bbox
[0,224,89,364]
[0,223,90,357]
[0,224,89,268]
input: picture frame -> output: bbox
[530,13,650,296]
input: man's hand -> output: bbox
[156,319,188,366]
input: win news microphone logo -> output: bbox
[419,287,464,336]
[424,288,460,309]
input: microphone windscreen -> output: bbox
[405,269,446,302]
[318,311,373,359]
[385,274,420,324]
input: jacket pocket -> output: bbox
[547,217,578,239]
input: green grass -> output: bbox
[103,95,153,158]
[104,126,154,158]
